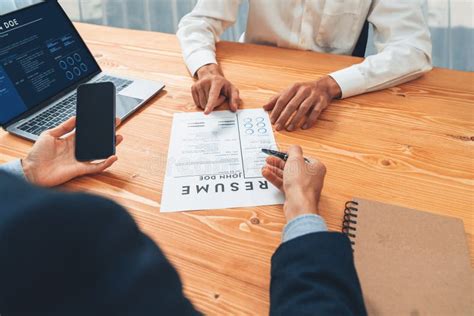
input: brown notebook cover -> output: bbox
[342,198,473,315]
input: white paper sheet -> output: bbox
[160,109,285,212]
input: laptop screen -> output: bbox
[0,1,100,125]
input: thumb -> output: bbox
[284,145,305,180]
[287,145,304,160]
[47,116,76,138]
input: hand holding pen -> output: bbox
[262,148,312,163]
[261,145,326,221]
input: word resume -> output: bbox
[160,109,285,212]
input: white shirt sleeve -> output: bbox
[282,214,328,243]
[0,0,42,14]
[176,0,242,76]
[0,159,27,180]
[0,0,18,14]
[329,0,432,99]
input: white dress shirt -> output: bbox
[177,0,432,98]
[0,0,41,15]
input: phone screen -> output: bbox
[75,82,116,161]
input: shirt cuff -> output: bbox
[282,214,328,243]
[0,159,27,180]
[329,65,367,99]
[185,49,218,77]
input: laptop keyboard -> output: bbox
[97,75,133,92]
[17,94,77,136]
[17,75,132,136]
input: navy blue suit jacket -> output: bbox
[0,172,366,315]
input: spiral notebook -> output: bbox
[342,198,473,315]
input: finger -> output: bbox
[191,85,200,108]
[229,85,241,112]
[302,97,328,129]
[209,86,232,111]
[264,164,284,179]
[216,95,226,107]
[115,134,124,146]
[270,86,298,124]
[203,81,210,103]
[205,81,224,114]
[287,145,304,160]
[274,89,311,131]
[115,117,122,127]
[265,156,286,170]
[198,86,208,110]
[197,86,207,110]
[207,100,228,112]
[284,145,306,179]
[83,155,118,174]
[262,167,283,191]
[263,94,278,111]
[287,95,316,131]
[47,116,76,137]
[210,95,227,112]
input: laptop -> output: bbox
[0,0,165,141]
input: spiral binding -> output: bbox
[342,201,359,248]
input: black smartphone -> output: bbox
[75,82,116,162]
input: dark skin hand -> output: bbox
[192,63,242,114]
[263,76,342,131]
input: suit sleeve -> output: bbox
[0,172,200,316]
[270,232,367,316]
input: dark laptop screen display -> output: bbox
[0,1,99,125]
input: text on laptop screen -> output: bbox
[0,1,100,125]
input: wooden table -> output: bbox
[1,23,473,314]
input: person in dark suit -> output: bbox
[0,118,366,315]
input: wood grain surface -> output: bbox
[0,23,472,315]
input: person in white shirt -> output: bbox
[0,0,41,15]
[177,0,432,131]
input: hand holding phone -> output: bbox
[21,116,123,187]
[75,82,116,161]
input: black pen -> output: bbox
[261,148,311,163]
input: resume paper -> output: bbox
[160,109,285,212]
